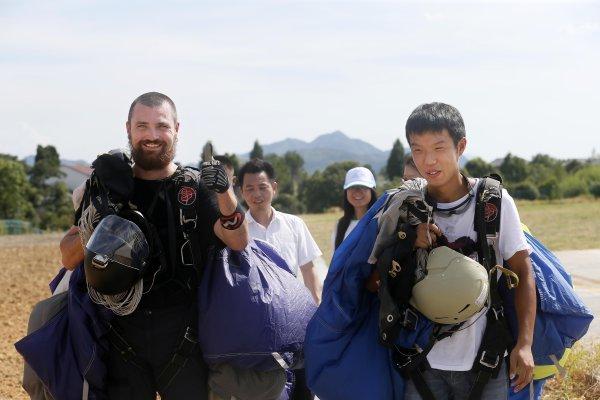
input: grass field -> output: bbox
[302,197,600,263]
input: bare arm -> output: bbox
[506,249,536,392]
[213,188,249,251]
[300,261,321,305]
[60,226,84,270]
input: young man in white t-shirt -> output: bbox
[403,103,536,399]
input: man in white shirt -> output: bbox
[403,102,536,399]
[238,158,322,305]
[238,158,322,400]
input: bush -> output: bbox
[272,193,306,214]
[560,177,588,198]
[511,182,539,200]
[538,179,561,200]
[590,182,600,199]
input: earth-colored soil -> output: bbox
[0,233,64,400]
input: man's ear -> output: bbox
[457,137,467,157]
[175,121,180,133]
[271,180,278,195]
[126,121,131,136]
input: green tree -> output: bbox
[28,145,72,230]
[0,158,34,219]
[529,154,566,185]
[511,181,539,200]
[385,139,405,180]
[464,157,495,177]
[565,159,584,174]
[223,152,240,174]
[30,145,64,186]
[37,181,73,230]
[284,151,305,196]
[538,178,561,200]
[500,153,529,183]
[300,161,359,213]
[250,140,264,160]
[265,154,293,194]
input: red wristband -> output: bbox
[220,211,245,230]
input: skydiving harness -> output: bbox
[379,176,519,400]
[81,152,209,392]
[120,166,207,390]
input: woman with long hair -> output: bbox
[332,167,378,251]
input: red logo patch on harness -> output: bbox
[178,186,197,206]
[484,202,498,222]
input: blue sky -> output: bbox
[1,0,599,164]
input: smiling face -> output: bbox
[241,171,277,213]
[126,102,179,171]
[408,129,466,191]
[346,186,372,211]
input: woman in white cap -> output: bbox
[332,167,377,251]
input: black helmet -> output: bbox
[84,211,150,295]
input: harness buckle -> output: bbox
[479,351,500,369]
[183,326,197,344]
[491,305,504,321]
[179,209,197,234]
[402,308,419,331]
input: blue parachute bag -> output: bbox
[15,264,110,400]
[198,239,318,371]
[499,231,593,369]
[305,194,433,399]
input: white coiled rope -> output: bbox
[79,201,144,316]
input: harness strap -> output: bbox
[467,177,512,399]
[105,323,152,374]
[156,326,199,391]
[408,367,436,400]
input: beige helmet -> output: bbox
[410,246,489,325]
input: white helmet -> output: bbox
[410,246,489,325]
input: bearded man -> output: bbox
[59,92,248,399]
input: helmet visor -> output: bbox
[86,214,149,269]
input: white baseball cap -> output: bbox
[343,167,376,190]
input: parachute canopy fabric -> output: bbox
[15,264,111,400]
[305,193,431,400]
[198,239,317,371]
[499,231,594,367]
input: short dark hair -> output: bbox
[405,102,465,147]
[238,158,276,186]
[128,92,178,124]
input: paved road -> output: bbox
[555,249,600,341]
[314,249,600,341]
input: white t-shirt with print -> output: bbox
[246,208,322,277]
[426,179,529,371]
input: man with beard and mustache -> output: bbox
[59,92,248,399]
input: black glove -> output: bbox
[200,161,230,193]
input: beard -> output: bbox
[128,135,177,171]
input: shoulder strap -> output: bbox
[474,176,502,270]
[469,175,512,399]
[170,166,207,281]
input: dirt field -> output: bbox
[0,233,63,400]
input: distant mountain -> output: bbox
[242,131,391,173]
